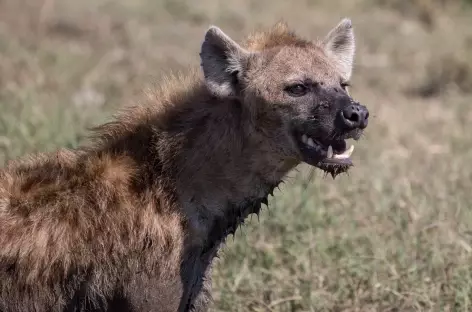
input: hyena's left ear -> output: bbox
[200,26,251,98]
[322,18,355,81]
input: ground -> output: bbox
[1,0,472,311]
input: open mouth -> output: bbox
[295,132,356,178]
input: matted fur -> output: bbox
[0,19,365,312]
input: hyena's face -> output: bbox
[200,19,369,177]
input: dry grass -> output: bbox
[1,0,472,311]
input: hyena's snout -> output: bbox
[338,102,369,130]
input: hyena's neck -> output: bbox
[168,94,295,247]
[200,180,282,256]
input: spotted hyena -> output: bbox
[0,18,368,312]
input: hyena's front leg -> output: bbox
[189,265,213,312]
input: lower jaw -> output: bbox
[319,157,353,167]
[315,159,353,177]
[300,153,353,177]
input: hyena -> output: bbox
[0,18,368,312]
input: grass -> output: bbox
[1,0,472,311]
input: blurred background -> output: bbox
[1,0,472,310]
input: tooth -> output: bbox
[302,134,308,144]
[345,144,355,157]
[307,138,315,147]
[327,145,333,158]
[333,145,355,159]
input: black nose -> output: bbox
[340,104,369,129]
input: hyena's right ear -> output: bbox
[322,18,355,81]
[200,26,251,98]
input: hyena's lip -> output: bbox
[295,133,354,177]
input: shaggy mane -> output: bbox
[88,69,206,150]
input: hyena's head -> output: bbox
[200,19,369,177]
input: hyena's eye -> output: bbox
[285,84,308,97]
[340,82,350,91]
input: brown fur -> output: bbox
[0,19,367,312]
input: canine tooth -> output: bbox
[307,138,315,147]
[333,145,355,159]
[345,144,355,157]
[327,145,333,158]
[302,134,308,144]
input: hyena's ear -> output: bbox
[200,26,250,97]
[322,18,355,80]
